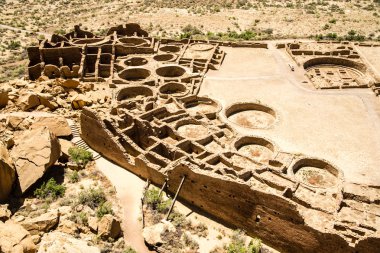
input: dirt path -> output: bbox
[96,158,153,253]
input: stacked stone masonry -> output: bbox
[26,24,380,253]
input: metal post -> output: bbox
[165,175,186,220]
[158,180,167,199]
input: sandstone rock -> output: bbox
[17,93,41,111]
[57,219,79,236]
[0,89,8,108]
[142,220,176,247]
[6,115,33,131]
[38,94,58,111]
[37,231,100,253]
[0,204,11,222]
[11,127,61,194]
[21,209,59,235]
[88,216,98,232]
[0,130,14,149]
[61,79,80,89]
[11,79,28,88]
[78,83,94,92]
[30,117,71,137]
[0,220,37,253]
[0,142,16,202]
[37,76,50,82]
[97,214,121,239]
[59,139,73,161]
[31,234,41,244]
[71,94,92,110]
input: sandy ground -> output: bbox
[96,158,153,253]
[202,45,380,186]
[356,46,380,78]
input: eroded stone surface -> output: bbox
[11,127,61,193]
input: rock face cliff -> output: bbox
[0,142,16,202]
[11,127,61,194]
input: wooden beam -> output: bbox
[165,176,186,220]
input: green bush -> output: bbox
[144,187,161,206]
[124,247,137,253]
[77,187,106,209]
[68,147,93,166]
[69,211,88,225]
[227,230,261,253]
[34,178,66,200]
[69,171,80,183]
[168,211,186,227]
[7,40,21,50]
[96,201,113,218]
[144,187,173,214]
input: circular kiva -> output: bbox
[233,136,276,164]
[291,158,342,189]
[118,37,150,46]
[189,43,214,51]
[72,38,107,45]
[118,68,151,81]
[183,97,221,116]
[156,65,186,78]
[225,103,277,129]
[153,54,177,62]
[303,57,366,73]
[159,82,189,97]
[176,121,209,140]
[116,86,153,101]
[305,64,364,85]
[159,45,181,53]
[124,57,148,66]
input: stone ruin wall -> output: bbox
[80,106,380,253]
[25,24,380,253]
[278,41,379,91]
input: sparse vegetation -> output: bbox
[96,201,114,218]
[226,230,261,253]
[34,178,66,200]
[68,146,93,166]
[69,170,80,183]
[123,247,138,253]
[77,187,106,209]
[144,186,172,213]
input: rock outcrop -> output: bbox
[0,220,37,253]
[30,116,71,137]
[142,221,176,247]
[21,209,59,235]
[38,231,100,253]
[17,93,41,111]
[0,89,8,108]
[0,141,16,202]
[97,214,121,239]
[11,127,61,194]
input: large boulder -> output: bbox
[0,220,37,253]
[38,231,100,253]
[0,142,16,202]
[97,214,122,239]
[30,117,71,137]
[0,89,8,108]
[11,127,61,194]
[142,220,176,247]
[21,209,59,235]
